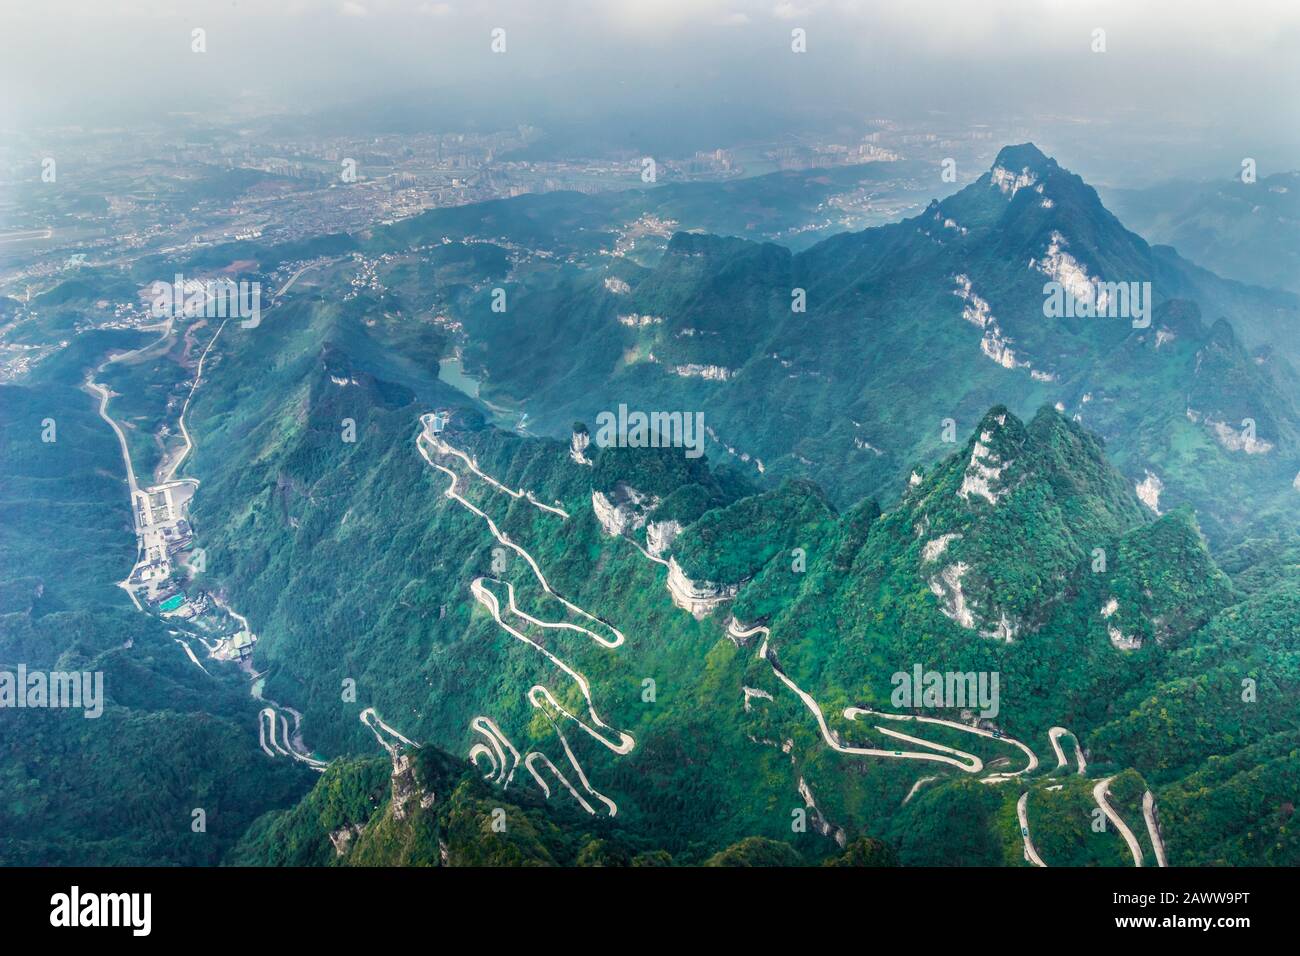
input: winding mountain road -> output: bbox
[733,617,1051,776]
[361,707,419,757]
[1094,776,1144,867]
[469,579,633,756]
[259,707,327,771]
[87,311,329,772]
[1017,792,1047,867]
[419,419,621,648]
[418,417,630,816]
[159,318,226,483]
[418,414,1161,856]
[1143,790,1169,867]
[1049,726,1087,774]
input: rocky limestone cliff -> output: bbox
[666,556,740,619]
[570,428,592,466]
[645,519,683,559]
[591,483,658,537]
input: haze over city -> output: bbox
[4,0,1299,180]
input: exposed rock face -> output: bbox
[954,273,994,330]
[329,824,363,857]
[671,363,733,381]
[390,753,432,822]
[742,686,773,712]
[591,483,658,537]
[981,327,1021,369]
[591,490,623,535]
[570,428,592,466]
[980,611,1017,643]
[928,561,976,629]
[797,777,847,848]
[1209,419,1274,455]
[1107,624,1142,651]
[922,532,962,563]
[1136,471,1164,514]
[1101,596,1141,650]
[645,519,683,559]
[666,556,739,619]
[959,422,1013,505]
[1033,230,1109,312]
[924,552,1020,641]
[990,164,1037,197]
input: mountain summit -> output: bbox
[991,142,1057,178]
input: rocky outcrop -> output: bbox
[591,483,658,537]
[980,611,1017,643]
[329,824,363,857]
[928,561,976,629]
[617,312,663,327]
[591,490,623,535]
[645,519,683,559]
[922,532,961,563]
[1107,624,1141,651]
[1136,471,1163,514]
[1033,230,1108,312]
[1101,596,1141,650]
[925,557,1019,641]
[959,422,1013,505]
[666,557,739,619]
[671,363,733,381]
[1208,419,1274,455]
[990,164,1037,197]
[798,777,848,848]
[389,753,434,821]
[742,686,773,712]
[570,428,592,466]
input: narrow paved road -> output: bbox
[360,707,419,757]
[259,707,327,771]
[419,418,629,816]
[733,620,983,772]
[88,306,326,773]
[86,379,140,501]
[419,419,620,647]
[161,318,226,483]
[735,618,1061,779]
[845,706,1039,781]
[1094,776,1144,867]
[1049,726,1086,774]
[1017,792,1047,867]
[471,578,633,756]
[1143,790,1169,867]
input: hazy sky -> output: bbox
[3,0,1298,172]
